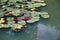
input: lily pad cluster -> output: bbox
[0,0,50,31]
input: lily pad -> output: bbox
[0,24,10,28]
[18,20,26,25]
[40,12,50,18]
[11,24,19,28]
[40,3,47,6]
[11,24,23,29]
[32,18,40,21]
[27,19,35,23]
[15,3,21,8]
[9,0,23,2]
[0,24,4,28]
[27,3,34,8]
[32,0,41,2]
[27,17,40,23]
[0,12,4,17]
[0,0,7,3]
[13,9,20,16]
[16,25,23,29]
[41,14,50,18]
[40,12,49,15]
[40,0,45,2]
[31,11,40,17]
[6,7,14,11]
[33,3,41,7]
[27,3,41,8]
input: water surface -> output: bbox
[0,0,60,40]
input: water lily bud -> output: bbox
[13,17,19,21]
[23,16,29,21]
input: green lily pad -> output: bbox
[32,0,41,2]
[7,18,13,21]
[20,9,28,12]
[40,12,48,15]
[40,12,50,18]
[33,3,41,7]
[18,21,26,25]
[15,3,21,7]
[27,19,35,23]
[9,0,23,2]
[7,18,15,24]
[27,17,40,23]
[0,12,4,17]
[32,18,40,21]
[40,3,47,6]
[11,24,19,28]
[11,24,23,29]
[6,7,14,11]
[0,24,10,28]
[0,0,7,3]
[40,0,45,2]
[13,10,20,16]
[27,19,39,23]
[31,11,40,17]
[0,24,4,28]
[27,3,34,8]
[27,3,41,8]
[41,14,50,18]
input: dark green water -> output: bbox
[0,0,60,40]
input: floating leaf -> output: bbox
[0,0,7,3]
[27,19,35,23]
[11,24,23,29]
[32,0,41,2]
[13,9,20,16]
[31,11,40,17]
[6,7,14,11]
[15,3,21,7]
[16,25,23,29]
[9,0,23,2]
[27,3,34,8]
[41,14,50,18]
[11,24,19,28]
[0,12,4,17]
[0,24,10,28]
[40,12,48,15]
[40,12,50,18]
[33,3,41,7]
[40,3,47,6]
[18,21,26,25]
[27,17,40,23]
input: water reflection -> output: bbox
[37,23,60,40]
[6,30,15,35]
[0,23,37,40]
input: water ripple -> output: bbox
[37,23,60,40]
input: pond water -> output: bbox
[0,0,60,40]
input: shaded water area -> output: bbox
[0,0,60,40]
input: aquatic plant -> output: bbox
[0,0,50,31]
